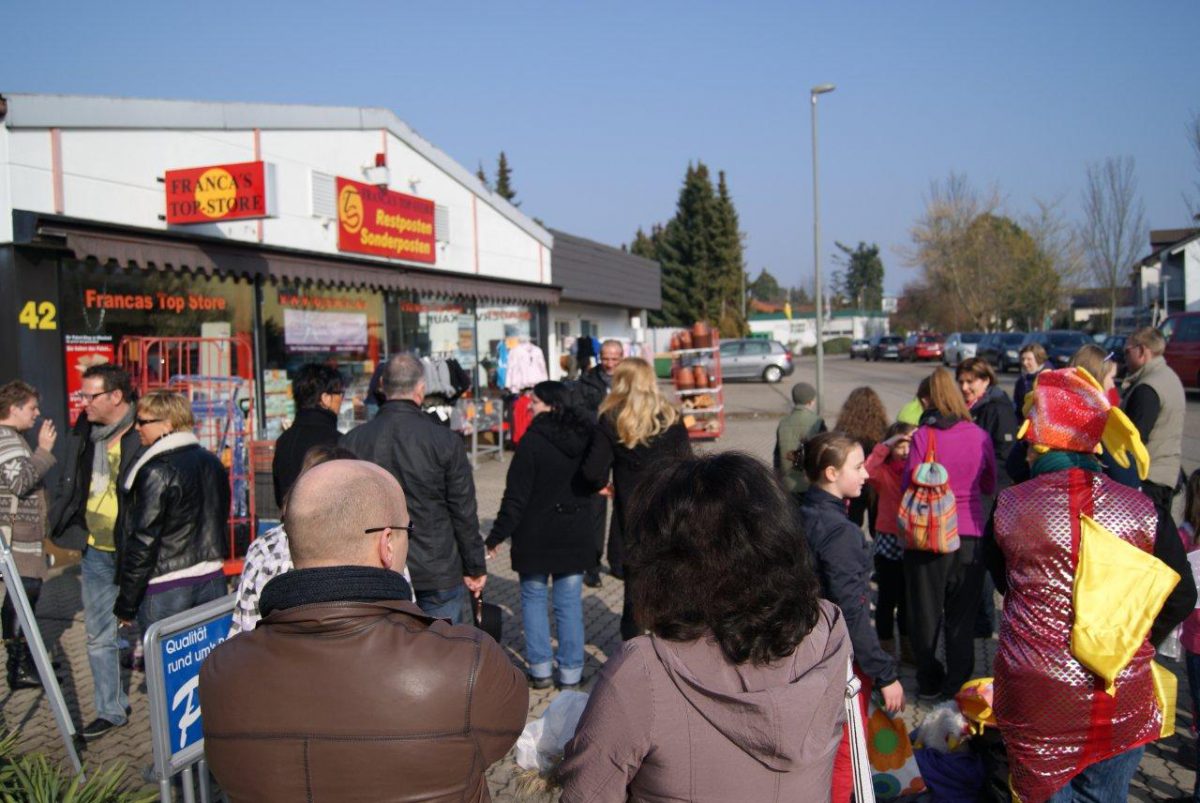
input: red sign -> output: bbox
[64,335,115,425]
[164,161,274,224]
[336,177,436,264]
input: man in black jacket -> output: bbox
[577,340,623,586]
[341,354,486,624]
[271,364,344,508]
[48,364,141,740]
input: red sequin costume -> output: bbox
[994,468,1161,803]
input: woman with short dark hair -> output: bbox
[1013,343,1050,420]
[957,356,1019,487]
[559,453,850,801]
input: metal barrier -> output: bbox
[143,594,236,802]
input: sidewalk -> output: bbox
[3,413,1195,800]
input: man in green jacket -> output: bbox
[774,382,826,496]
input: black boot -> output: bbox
[5,638,42,690]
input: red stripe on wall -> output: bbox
[254,129,264,242]
[50,128,64,214]
[472,196,480,274]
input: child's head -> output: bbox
[885,421,917,462]
[804,431,867,500]
[1185,468,1200,534]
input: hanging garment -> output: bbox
[505,342,549,392]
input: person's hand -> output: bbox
[464,574,487,597]
[880,680,905,714]
[118,619,134,629]
[883,433,910,448]
[598,483,615,499]
[37,419,57,452]
[486,546,498,561]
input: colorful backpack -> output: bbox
[897,429,959,553]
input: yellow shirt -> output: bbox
[85,440,121,552]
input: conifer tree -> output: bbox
[714,170,748,336]
[475,161,490,190]
[495,151,518,205]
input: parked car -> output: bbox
[899,333,944,362]
[717,338,794,383]
[1162,311,1200,390]
[1100,333,1129,383]
[849,339,871,360]
[977,331,1028,373]
[1022,330,1094,369]
[942,332,984,366]
[868,334,903,361]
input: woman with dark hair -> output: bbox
[1013,342,1051,420]
[957,356,1019,488]
[486,380,598,689]
[903,367,995,701]
[581,358,690,640]
[271,363,345,508]
[559,453,850,800]
[834,386,889,530]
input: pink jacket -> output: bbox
[865,443,904,537]
[901,420,996,537]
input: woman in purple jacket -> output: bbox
[903,367,995,701]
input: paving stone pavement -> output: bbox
[2,405,1196,800]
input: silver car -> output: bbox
[943,332,983,366]
[717,339,795,383]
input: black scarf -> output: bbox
[259,565,413,618]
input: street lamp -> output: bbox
[810,82,835,416]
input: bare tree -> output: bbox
[1080,157,1146,335]
[1187,111,1200,221]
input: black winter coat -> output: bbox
[49,415,143,552]
[971,385,1019,490]
[484,413,599,575]
[271,407,340,508]
[801,486,899,686]
[580,417,691,560]
[577,368,611,417]
[115,433,229,620]
[340,400,485,591]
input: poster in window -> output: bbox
[65,335,115,425]
[283,309,368,353]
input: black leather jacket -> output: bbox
[340,400,484,592]
[114,433,229,620]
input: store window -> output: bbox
[392,294,477,369]
[59,261,255,422]
[260,282,385,438]
[476,303,543,392]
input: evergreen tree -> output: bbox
[714,171,748,335]
[748,269,784,303]
[475,161,490,190]
[495,151,518,205]
[833,241,885,310]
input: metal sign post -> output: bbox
[0,521,82,774]
[143,594,235,803]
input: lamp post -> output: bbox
[810,83,836,416]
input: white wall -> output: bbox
[1187,242,1200,311]
[548,301,634,379]
[1,125,549,285]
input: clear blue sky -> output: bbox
[4,1,1197,295]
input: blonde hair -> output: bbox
[137,390,194,432]
[599,358,679,448]
[927,367,971,420]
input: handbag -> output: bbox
[865,697,925,799]
[474,594,503,643]
[845,663,878,803]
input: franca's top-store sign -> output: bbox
[164,161,276,224]
[337,177,436,265]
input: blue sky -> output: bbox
[3,1,1197,294]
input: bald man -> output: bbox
[200,461,527,802]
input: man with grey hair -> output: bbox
[1122,326,1186,516]
[200,460,526,800]
[577,338,624,587]
[341,354,486,623]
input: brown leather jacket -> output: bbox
[200,595,528,802]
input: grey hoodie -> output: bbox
[559,600,850,802]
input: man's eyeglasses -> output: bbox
[76,390,115,403]
[134,417,162,427]
[364,524,415,536]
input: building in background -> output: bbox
[1132,228,1200,326]
[748,309,890,352]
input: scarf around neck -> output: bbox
[89,405,136,495]
[1030,450,1103,478]
[259,565,414,618]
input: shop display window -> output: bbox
[392,294,477,371]
[260,282,385,439]
[476,304,541,391]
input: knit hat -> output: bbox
[791,382,817,405]
[1017,367,1148,479]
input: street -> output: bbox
[2,354,1198,800]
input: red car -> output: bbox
[900,333,944,362]
[1162,312,1200,389]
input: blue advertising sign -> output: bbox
[160,612,232,756]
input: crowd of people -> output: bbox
[0,323,1195,801]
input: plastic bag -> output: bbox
[514,691,589,773]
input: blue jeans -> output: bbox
[519,573,584,685]
[1188,651,1200,802]
[415,585,468,625]
[1045,745,1144,802]
[81,548,127,725]
[135,576,227,635]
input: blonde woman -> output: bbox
[581,358,690,640]
[115,391,229,633]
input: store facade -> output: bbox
[0,94,558,443]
